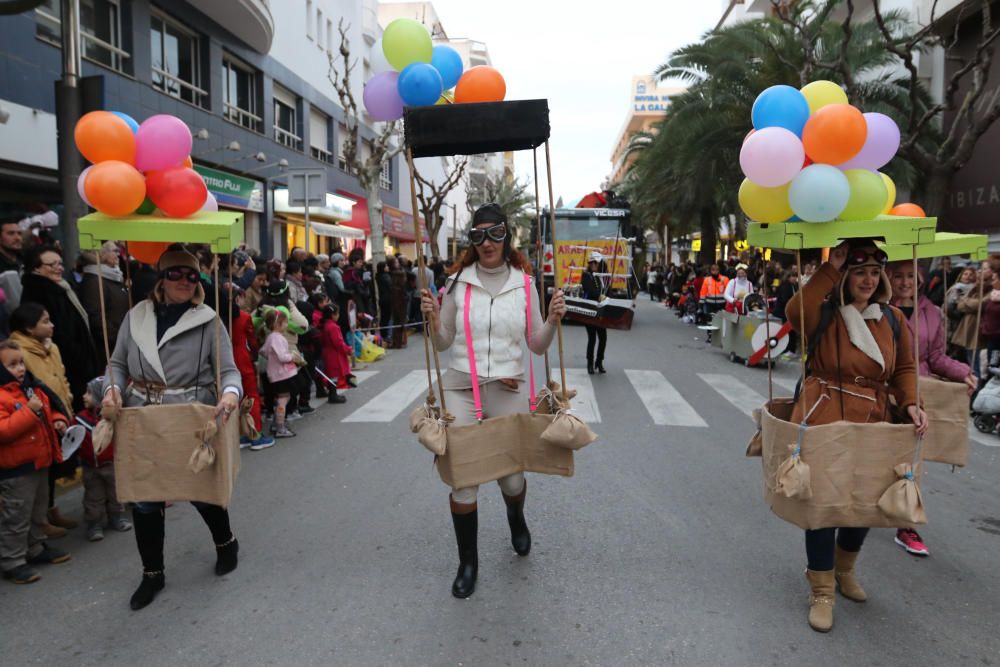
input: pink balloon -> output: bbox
[838,113,900,171]
[135,115,193,172]
[739,126,805,187]
[363,72,404,122]
[200,192,219,212]
[77,166,93,207]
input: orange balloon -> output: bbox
[182,155,193,168]
[74,111,136,165]
[84,160,146,217]
[802,104,867,165]
[454,66,506,104]
[889,203,926,217]
[129,241,171,265]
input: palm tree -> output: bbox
[465,173,533,248]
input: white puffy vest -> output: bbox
[450,265,528,378]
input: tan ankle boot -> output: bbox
[834,546,867,602]
[805,569,835,632]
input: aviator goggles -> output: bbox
[468,222,507,246]
[846,248,888,267]
[163,268,200,284]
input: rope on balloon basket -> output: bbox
[533,147,552,385]
[796,250,807,423]
[545,141,569,404]
[123,241,134,311]
[762,257,773,405]
[910,244,926,469]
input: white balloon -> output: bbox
[370,38,395,74]
[200,192,219,212]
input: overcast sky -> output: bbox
[429,0,722,203]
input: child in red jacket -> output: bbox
[77,378,131,542]
[318,303,352,404]
[0,339,72,584]
[232,288,274,451]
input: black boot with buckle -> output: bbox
[502,480,531,556]
[450,497,478,599]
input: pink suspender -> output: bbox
[462,273,537,422]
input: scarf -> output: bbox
[82,263,124,284]
[839,304,885,371]
[57,278,91,333]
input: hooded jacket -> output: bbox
[0,366,67,472]
[7,331,73,416]
[902,295,970,382]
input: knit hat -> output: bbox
[157,249,199,273]
[86,376,104,408]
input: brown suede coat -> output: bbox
[786,262,919,426]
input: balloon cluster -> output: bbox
[74,111,217,219]
[363,18,506,121]
[738,81,925,224]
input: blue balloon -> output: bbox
[430,45,464,90]
[397,63,443,107]
[111,111,139,134]
[788,164,850,223]
[752,85,811,136]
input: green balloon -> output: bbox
[840,169,887,221]
[135,196,156,215]
[382,18,432,71]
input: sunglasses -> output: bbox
[163,268,200,284]
[469,223,507,246]
[846,248,888,267]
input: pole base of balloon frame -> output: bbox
[78,211,244,253]
[747,216,935,251]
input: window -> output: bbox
[310,109,332,163]
[273,83,301,151]
[151,12,205,107]
[36,0,132,75]
[317,9,324,49]
[326,19,333,54]
[336,122,350,171]
[305,0,313,39]
[379,157,392,191]
[222,55,262,132]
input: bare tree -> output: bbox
[327,19,404,266]
[413,157,468,257]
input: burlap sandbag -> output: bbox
[239,397,259,441]
[534,381,577,415]
[919,377,970,467]
[436,413,574,489]
[774,443,812,499]
[187,419,219,473]
[540,409,598,450]
[877,463,927,525]
[746,408,763,457]
[92,418,115,455]
[416,413,453,456]
[114,403,241,508]
[409,402,437,434]
[760,399,925,530]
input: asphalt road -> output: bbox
[4,297,999,666]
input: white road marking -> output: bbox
[349,370,379,385]
[968,424,1000,448]
[624,369,707,427]
[698,373,768,418]
[553,368,601,423]
[343,370,435,423]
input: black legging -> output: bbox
[805,527,869,571]
[132,502,233,573]
[585,324,607,364]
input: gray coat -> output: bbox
[106,299,242,408]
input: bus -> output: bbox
[532,206,637,331]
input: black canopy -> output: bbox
[404,99,550,158]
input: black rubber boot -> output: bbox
[130,507,166,610]
[327,389,346,404]
[502,480,531,556]
[215,537,239,576]
[129,571,165,610]
[587,359,595,375]
[450,497,478,599]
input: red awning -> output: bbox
[338,190,369,233]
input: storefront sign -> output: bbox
[193,165,263,212]
[554,239,629,290]
[382,206,429,242]
[633,79,672,113]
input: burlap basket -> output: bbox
[436,412,574,489]
[114,403,241,508]
[919,376,969,467]
[760,399,925,530]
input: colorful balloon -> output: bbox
[802,104,867,165]
[182,155,194,168]
[135,114,193,172]
[110,111,140,133]
[879,172,896,214]
[889,203,927,218]
[738,179,794,223]
[200,192,219,212]
[788,164,850,222]
[837,113,901,171]
[799,80,848,114]
[381,18,433,71]
[739,127,805,187]
[74,111,136,164]
[397,63,443,107]
[129,241,171,265]
[146,167,208,218]
[363,71,405,121]
[435,90,455,105]
[83,160,146,217]
[751,85,811,136]
[135,196,157,215]
[840,169,888,220]
[76,166,93,207]
[454,66,506,104]
[431,45,464,90]
[370,38,396,74]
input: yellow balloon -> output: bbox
[435,90,454,105]
[879,172,896,214]
[739,178,793,223]
[800,80,849,114]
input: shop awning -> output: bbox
[310,221,366,239]
[273,188,355,221]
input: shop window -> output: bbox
[273,83,302,151]
[310,109,332,163]
[151,11,206,107]
[222,55,262,133]
[36,0,133,75]
[379,158,392,191]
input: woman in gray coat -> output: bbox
[103,248,243,611]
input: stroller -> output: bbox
[676,281,698,323]
[971,367,1000,435]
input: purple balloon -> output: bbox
[838,113,900,170]
[739,126,805,187]
[77,166,93,207]
[363,72,404,122]
[135,114,193,172]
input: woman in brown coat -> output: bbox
[785,240,927,633]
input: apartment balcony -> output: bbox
[185,0,274,54]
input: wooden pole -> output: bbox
[532,148,551,384]
[796,250,806,420]
[544,141,569,403]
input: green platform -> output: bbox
[879,232,988,261]
[747,216,937,250]
[78,211,244,254]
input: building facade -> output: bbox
[608,75,685,187]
